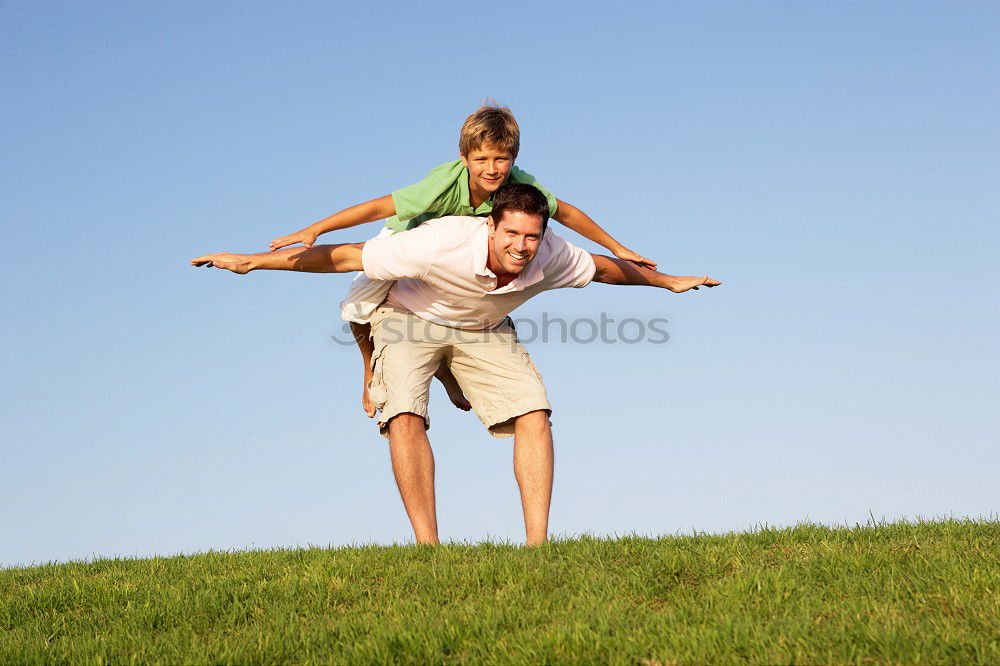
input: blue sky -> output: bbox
[2,1,997,567]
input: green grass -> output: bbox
[2,518,998,664]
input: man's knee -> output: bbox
[514,409,550,433]
[388,412,428,439]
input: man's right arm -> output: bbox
[191,243,365,274]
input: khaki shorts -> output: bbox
[368,306,552,439]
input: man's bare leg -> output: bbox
[512,410,554,546]
[350,322,377,418]
[388,413,440,544]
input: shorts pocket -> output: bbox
[368,341,390,410]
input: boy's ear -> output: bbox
[459,152,468,167]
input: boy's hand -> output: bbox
[270,230,318,251]
[613,246,657,269]
[190,252,255,274]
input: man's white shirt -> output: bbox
[361,216,596,329]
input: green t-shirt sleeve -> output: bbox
[509,165,559,217]
[390,161,465,225]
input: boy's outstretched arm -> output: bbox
[192,244,365,274]
[590,254,720,293]
[553,199,657,269]
[269,195,396,250]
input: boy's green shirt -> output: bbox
[385,160,558,233]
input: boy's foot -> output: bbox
[362,367,376,418]
[445,382,472,412]
[435,368,472,412]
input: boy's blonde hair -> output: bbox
[459,101,520,158]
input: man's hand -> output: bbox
[612,245,657,270]
[190,252,255,274]
[270,229,318,251]
[662,275,721,293]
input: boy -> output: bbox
[268,103,655,417]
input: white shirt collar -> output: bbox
[472,223,495,278]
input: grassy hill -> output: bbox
[2,518,997,664]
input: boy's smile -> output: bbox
[461,145,514,207]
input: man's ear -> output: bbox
[459,152,468,168]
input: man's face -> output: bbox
[461,145,514,196]
[487,211,544,276]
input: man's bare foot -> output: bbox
[362,367,376,418]
[434,366,471,411]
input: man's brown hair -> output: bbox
[491,183,550,233]
[459,101,520,158]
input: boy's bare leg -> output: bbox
[388,413,440,544]
[512,410,554,546]
[353,323,469,416]
[350,322,377,418]
[434,364,472,411]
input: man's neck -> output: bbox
[494,272,516,289]
[485,244,517,289]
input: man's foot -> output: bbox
[434,367,472,411]
[362,367,376,418]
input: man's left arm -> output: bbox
[192,221,441,278]
[590,254,721,293]
[191,243,365,274]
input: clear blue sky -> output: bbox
[2,1,997,568]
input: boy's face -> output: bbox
[461,145,514,196]
[486,210,544,276]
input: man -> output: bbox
[192,184,720,545]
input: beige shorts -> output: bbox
[368,306,552,439]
